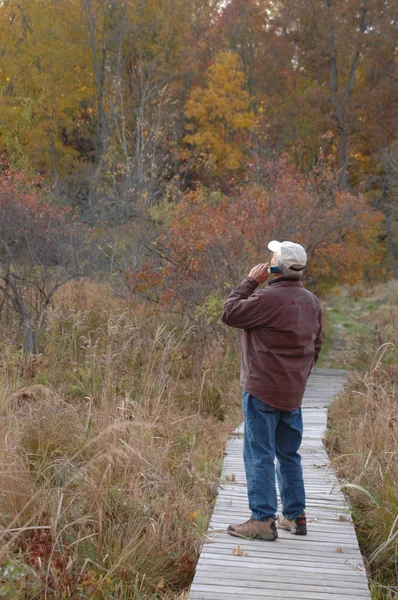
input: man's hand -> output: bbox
[248,263,269,284]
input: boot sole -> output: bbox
[227,526,278,541]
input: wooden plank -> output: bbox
[190,583,363,600]
[202,542,364,560]
[192,578,370,595]
[189,591,362,600]
[194,569,370,592]
[188,371,370,600]
[196,558,367,582]
[192,576,370,594]
[196,561,368,584]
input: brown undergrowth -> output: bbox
[0,280,241,599]
[326,280,398,599]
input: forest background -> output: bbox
[0,0,397,599]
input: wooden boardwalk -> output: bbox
[189,368,371,600]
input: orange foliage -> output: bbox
[128,160,384,308]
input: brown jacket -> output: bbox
[221,277,322,410]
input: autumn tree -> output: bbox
[0,0,94,191]
[128,159,384,309]
[0,0,220,217]
[273,0,398,186]
[184,50,254,178]
[0,0,396,267]
[0,163,91,352]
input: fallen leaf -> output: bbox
[232,544,248,557]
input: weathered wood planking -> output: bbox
[188,368,371,600]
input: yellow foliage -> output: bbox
[0,0,94,173]
[185,51,254,175]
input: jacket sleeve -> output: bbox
[314,306,323,364]
[221,277,264,329]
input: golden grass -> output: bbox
[326,280,398,599]
[4,276,396,598]
[0,281,241,599]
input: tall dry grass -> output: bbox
[326,280,398,599]
[0,281,241,599]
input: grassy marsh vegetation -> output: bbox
[1,277,397,599]
[325,280,398,599]
[0,281,241,599]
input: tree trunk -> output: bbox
[21,301,35,354]
[324,0,369,191]
[380,154,397,272]
[83,0,108,165]
[337,124,349,190]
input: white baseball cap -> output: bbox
[268,240,307,271]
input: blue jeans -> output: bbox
[242,391,306,521]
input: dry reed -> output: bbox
[0,280,241,599]
[326,280,398,599]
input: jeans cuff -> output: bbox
[283,511,305,520]
[252,513,276,521]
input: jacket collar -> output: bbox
[268,277,303,287]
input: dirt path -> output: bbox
[321,321,348,368]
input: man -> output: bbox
[221,240,322,541]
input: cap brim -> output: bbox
[268,240,281,252]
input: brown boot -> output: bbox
[228,518,278,541]
[278,512,307,535]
